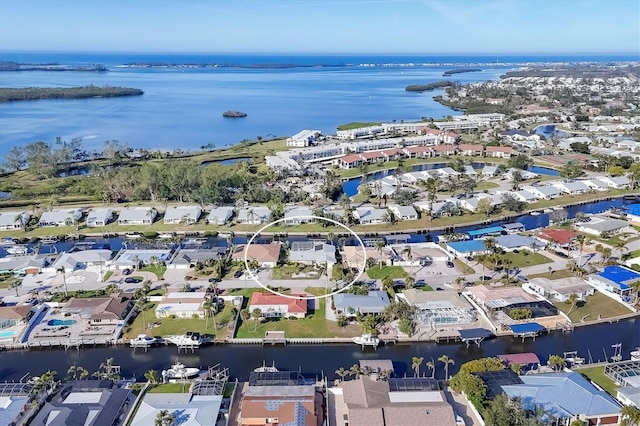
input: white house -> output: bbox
[236,207,271,224]
[388,204,418,221]
[289,242,336,267]
[46,249,112,272]
[500,190,537,203]
[286,130,321,147]
[163,206,202,224]
[528,277,595,302]
[39,208,83,227]
[574,215,631,236]
[0,211,30,231]
[86,208,113,227]
[207,207,234,225]
[521,185,560,200]
[117,207,157,225]
[581,178,609,192]
[354,207,388,225]
[600,175,631,189]
[248,292,308,319]
[155,292,207,319]
[552,181,591,195]
[284,207,315,224]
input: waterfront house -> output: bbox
[0,211,30,231]
[38,208,83,227]
[333,291,390,317]
[131,391,222,426]
[495,234,544,252]
[466,285,540,314]
[248,292,307,318]
[528,277,595,302]
[0,305,32,331]
[30,380,132,426]
[481,165,498,176]
[501,372,622,425]
[0,255,47,276]
[500,189,537,203]
[207,206,234,225]
[0,382,34,425]
[62,292,133,326]
[111,249,171,269]
[485,146,514,158]
[552,181,591,195]
[431,144,456,156]
[600,175,631,189]
[163,205,202,224]
[446,240,488,258]
[625,203,640,224]
[155,292,207,319]
[574,215,630,236]
[581,178,610,192]
[521,185,560,200]
[169,247,227,269]
[286,129,321,147]
[46,249,112,273]
[86,208,113,227]
[396,289,476,326]
[388,204,418,221]
[336,124,386,140]
[117,207,157,225]
[354,207,388,225]
[284,206,315,224]
[403,145,434,158]
[231,244,282,267]
[617,386,640,409]
[289,242,336,267]
[240,382,320,426]
[339,154,364,169]
[236,206,271,224]
[457,144,483,156]
[359,150,386,165]
[342,245,387,270]
[536,229,577,253]
[332,377,459,426]
[503,168,539,181]
[502,222,525,234]
[588,265,639,300]
[265,154,301,172]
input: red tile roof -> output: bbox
[431,145,455,152]
[359,151,384,160]
[457,144,483,151]
[232,244,282,263]
[486,146,514,153]
[405,146,434,153]
[249,292,308,314]
[538,229,578,246]
[340,154,363,163]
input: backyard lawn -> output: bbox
[503,251,553,268]
[576,366,618,395]
[553,291,633,323]
[148,383,190,393]
[271,264,323,280]
[527,269,575,280]
[140,264,167,279]
[235,288,361,339]
[367,266,407,280]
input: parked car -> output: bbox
[124,277,143,284]
[233,270,244,279]
[478,276,493,282]
[517,275,528,283]
[446,261,455,268]
[122,269,132,275]
[208,277,221,283]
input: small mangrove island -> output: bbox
[0,61,108,72]
[405,80,454,92]
[0,86,144,103]
[442,68,481,76]
[222,110,247,118]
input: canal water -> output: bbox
[0,319,637,382]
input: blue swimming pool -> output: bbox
[47,319,77,326]
[0,330,17,338]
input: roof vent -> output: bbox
[425,409,430,415]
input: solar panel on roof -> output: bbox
[459,328,493,339]
[475,369,523,398]
[388,378,439,392]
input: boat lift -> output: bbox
[611,343,623,362]
[458,328,493,347]
[509,322,545,342]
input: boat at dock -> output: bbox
[563,351,585,366]
[161,361,200,381]
[352,333,380,349]
[41,236,59,244]
[254,361,279,373]
[125,233,143,240]
[0,238,16,246]
[165,332,203,347]
[158,233,175,240]
[631,348,640,361]
[6,245,29,255]
[129,334,161,348]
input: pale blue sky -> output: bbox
[1,0,638,54]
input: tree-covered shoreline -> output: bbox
[0,86,143,103]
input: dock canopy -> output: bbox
[498,352,541,366]
[509,323,545,334]
[385,234,411,244]
[467,226,504,238]
[459,328,493,340]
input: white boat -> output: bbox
[543,208,553,213]
[530,211,541,216]
[41,236,59,244]
[129,334,159,348]
[161,362,200,381]
[254,361,278,373]
[352,333,380,348]
[125,233,143,240]
[165,332,202,346]
[631,348,640,361]
[158,233,175,239]
[0,238,15,246]
[6,245,28,255]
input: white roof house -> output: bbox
[47,249,112,272]
[581,178,609,191]
[117,207,157,225]
[552,181,591,194]
[289,242,336,265]
[388,204,418,220]
[0,211,29,231]
[503,168,539,180]
[600,175,631,189]
[38,208,83,227]
[236,207,271,224]
[286,129,321,147]
[155,292,207,319]
[284,207,315,224]
[574,215,630,236]
[86,208,113,227]
[503,190,538,203]
[528,277,595,302]
[521,185,560,200]
[207,207,234,225]
[481,165,498,176]
[354,207,388,224]
[163,206,202,224]
[131,393,223,426]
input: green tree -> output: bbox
[375,240,386,270]
[426,358,436,378]
[548,354,566,372]
[621,405,640,426]
[66,364,88,381]
[349,363,361,379]
[483,394,544,426]
[154,409,176,426]
[507,154,533,170]
[402,245,413,274]
[566,293,579,315]
[144,369,160,385]
[335,367,349,382]
[412,356,424,377]
[251,308,262,331]
[438,355,455,380]
[9,279,21,297]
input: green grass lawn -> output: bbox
[103,271,114,281]
[140,264,167,279]
[577,366,618,395]
[148,383,191,393]
[235,288,361,338]
[366,266,407,280]
[124,303,236,339]
[503,251,553,268]
[554,291,633,323]
[454,259,475,274]
[527,269,575,280]
[271,264,323,280]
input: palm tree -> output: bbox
[162,282,170,295]
[621,405,640,426]
[510,363,522,375]
[426,358,435,378]
[181,282,191,292]
[630,280,640,306]
[9,279,21,297]
[335,367,349,382]
[142,280,152,294]
[405,276,415,290]
[614,240,628,260]
[145,369,160,385]
[483,237,497,253]
[438,355,455,380]
[548,354,566,372]
[251,308,262,331]
[203,298,216,330]
[349,363,361,379]
[567,293,579,315]
[67,364,88,381]
[402,245,413,274]
[411,356,424,377]
[375,240,386,270]
[155,409,175,426]
[378,369,392,381]
[135,296,148,331]
[93,357,120,380]
[33,370,57,396]
[57,266,68,297]
[575,234,586,267]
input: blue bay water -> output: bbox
[0,53,636,156]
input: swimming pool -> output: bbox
[0,330,17,339]
[47,319,77,326]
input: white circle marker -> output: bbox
[243,215,367,301]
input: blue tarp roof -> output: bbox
[447,239,486,254]
[467,226,504,237]
[625,203,640,216]
[459,328,493,339]
[596,265,640,290]
[509,322,545,334]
